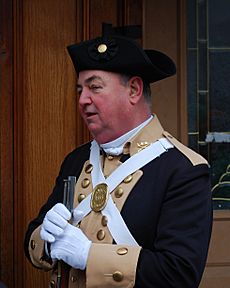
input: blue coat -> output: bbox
[24,116,212,288]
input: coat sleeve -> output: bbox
[134,163,213,288]
[27,225,55,270]
[86,243,141,288]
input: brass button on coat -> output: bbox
[114,187,124,198]
[71,276,77,282]
[85,164,93,173]
[78,193,86,203]
[107,155,114,160]
[123,175,133,183]
[50,280,55,288]
[97,229,105,240]
[117,247,128,255]
[30,240,36,250]
[112,271,124,282]
[81,178,90,188]
[101,215,108,226]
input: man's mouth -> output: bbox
[85,111,97,119]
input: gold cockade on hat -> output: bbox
[97,43,107,53]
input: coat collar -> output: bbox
[123,114,165,156]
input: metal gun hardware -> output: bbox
[57,176,76,288]
[63,176,77,214]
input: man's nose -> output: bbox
[78,88,92,106]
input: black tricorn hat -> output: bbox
[67,35,176,83]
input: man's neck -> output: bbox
[100,115,153,156]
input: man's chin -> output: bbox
[86,123,100,135]
[87,127,111,144]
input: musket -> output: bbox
[57,176,76,288]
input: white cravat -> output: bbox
[100,115,153,155]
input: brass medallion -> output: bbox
[97,44,107,53]
[91,183,109,212]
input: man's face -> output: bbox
[77,70,131,144]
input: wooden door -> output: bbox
[1,0,143,287]
[0,0,14,285]
[13,1,78,287]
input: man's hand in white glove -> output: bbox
[40,203,71,243]
[50,223,92,270]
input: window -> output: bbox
[187,0,230,209]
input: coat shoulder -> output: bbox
[64,141,91,161]
[163,131,209,166]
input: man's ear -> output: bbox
[128,76,143,104]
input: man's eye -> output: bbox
[90,85,102,91]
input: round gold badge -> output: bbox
[91,183,109,212]
[97,44,107,53]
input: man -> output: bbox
[24,35,212,288]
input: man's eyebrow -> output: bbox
[78,75,104,87]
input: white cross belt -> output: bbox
[73,138,173,246]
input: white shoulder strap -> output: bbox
[73,138,173,245]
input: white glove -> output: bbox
[50,223,92,270]
[72,209,84,226]
[40,203,71,243]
